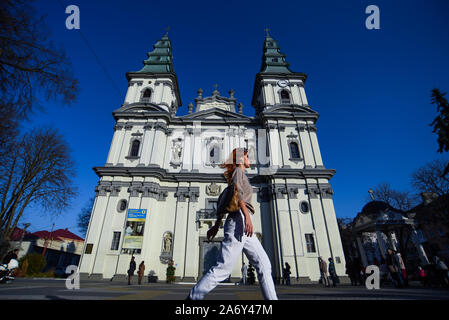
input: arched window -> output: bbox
[272,58,278,62]
[141,89,152,102]
[281,90,291,104]
[209,145,220,164]
[290,142,300,159]
[130,140,140,157]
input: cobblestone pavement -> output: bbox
[0,278,448,300]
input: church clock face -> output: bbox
[277,80,289,87]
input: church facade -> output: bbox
[78,31,346,283]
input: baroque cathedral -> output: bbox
[78,31,346,283]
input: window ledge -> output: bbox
[125,156,140,160]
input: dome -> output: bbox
[361,201,395,216]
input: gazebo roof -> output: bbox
[353,201,412,233]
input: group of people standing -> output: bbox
[318,257,339,287]
[127,256,146,285]
[346,250,449,288]
[345,250,408,288]
[417,256,449,287]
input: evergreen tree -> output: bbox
[430,88,449,176]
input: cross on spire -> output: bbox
[165,26,171,36]
[264,28,270,37]
[213,83,219,90]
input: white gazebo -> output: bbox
[352,201,429,267]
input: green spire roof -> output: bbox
[259,30,293,74]
[137,33,175,73]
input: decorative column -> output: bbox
[307,123,324,167]
[138,123,153,166]
[267,124,281,169]
[387,231,398,251]
[291,84,302,105]
[124,82,136,104]
[181,128,193,171]
[376,230,387,259]
[298,82,308,106]
[296,122,314,168]
[150,122,167,167]
[356,236,368,267]
[133,81,143,102]
[106,123,124,165]
[112,124,127,165]
[265,83,274,105]
[410,226,430,265]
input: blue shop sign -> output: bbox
[127,209,147,221]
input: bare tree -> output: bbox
[77,197,95,237]
[0,0,79,119]
[0,127,77,239]
[411,159,449,197]
[367,182,417,211]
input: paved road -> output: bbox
[0,278,448,300]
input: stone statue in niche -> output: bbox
[163,232,172,253]
[172,142,182,163]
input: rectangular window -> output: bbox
[111,232,121,251]
[85,243,93,254]
[305,234,316,253]
[206,199,218,211]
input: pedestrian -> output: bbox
[434,256,449,287]
[345,260,355,286]
[127,256,136,285]
[418,265,428,286]
[379,258,389,286]
[328,258,338,287]
[318,257,329,287]
[241,262,248,285]
[386,249,401,288]
[186,148,277,300]
[2,249,19,265]
[138,261,145,285]
[283,262,291,286]
[394,251,408,287]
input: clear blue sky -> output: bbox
[20,0,449,235]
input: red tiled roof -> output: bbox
[10,227,84,242]
[31,228,84,241]
[9,227,31,241]
[52,229,84,241]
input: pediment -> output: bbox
[263,104,318,115]
[180,107,251,120]
[114,102,169,114]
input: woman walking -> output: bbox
[187,148,278,300]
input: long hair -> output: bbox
[219,148,248,183]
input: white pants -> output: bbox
[189,210,278,300]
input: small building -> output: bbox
[411,193,449,261]
[9,227,84,271]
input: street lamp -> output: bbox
[368,189,375,201]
